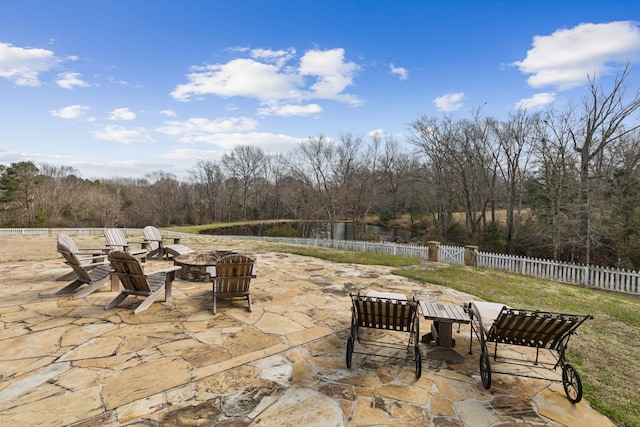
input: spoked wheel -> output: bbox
[562,364,583,403]
[346,336,354,368]
[414,344,422,379]
[480,352,492,389]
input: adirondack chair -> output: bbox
[209,254,256,314]
[142,226,194,259]
[103,228,147,263]
[106,250,181,314]
[55,234,111,281]
[42,241,117,299]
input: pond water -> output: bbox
[206,221,414,242]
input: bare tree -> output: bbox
[408,114,496,242]
[144,171,185,226]
[290,135,340,238]
[526,107,581,260]
[490,110,537,253]
[335,133,383,240]
[33,164,82,226]
[221,145,266,220]
[189,160,225,223]
[374,133,416,221]
[571,65,640,264]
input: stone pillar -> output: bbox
[427,241,440,262]
[464,245,478,266]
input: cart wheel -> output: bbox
[415,345,422,379]
[480,352,492,389]
[346,336,354,368]
[562,364,583,403]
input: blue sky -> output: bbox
[1,0,640,179]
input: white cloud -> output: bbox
[299,48,361,105]
[161,147,227,161]
[107,107,136,121]
[257,103,322,116]
[390,63,408,80]
[171,47,362,111]
[515,92,556,110]
[56,72,89,89]
[160,109,177,117]
[171,58,302,102]
[434,92,464,112]
[0,42,58,86]
[94,125,155,144]
[250,47,296,66]
[162,131,302,153]
[50,104,91,119]
[368,129,387,139]
[513,21,640,90]
[156,117,258,143]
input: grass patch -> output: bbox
[265,243,421,267]
[393,264,640,427]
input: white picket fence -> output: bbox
[476,251,640,295]
[2,228,639,295]
[242,236,431,260]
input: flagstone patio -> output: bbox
[0,234,614,426]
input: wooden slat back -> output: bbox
[108,251,151,293]
[213,255,255,293]
[488,308,589,350]
[57,243,92,282]
[142,226,162,251]
[57,234,80,254]
[104,228,129,250]
[352,294,418,332]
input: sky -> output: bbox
[1,0,640,180]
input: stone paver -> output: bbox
[0,234,614,426]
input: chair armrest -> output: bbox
[73,260,110,269]
[206,265,258,278]
[74,247,111,254]
[146,266,182,277]
[158,237,181,245]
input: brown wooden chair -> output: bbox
[103,228,147,263]
[41,241,116,299]
[142,225,194,259]
[210,254,256,314]
[55,233,111,281]
[106,251,180,314]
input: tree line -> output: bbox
[2,68,640,269]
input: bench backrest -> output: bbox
[487,307,591,350]
[351,294,418,332]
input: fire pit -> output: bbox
[173,250,237,281]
